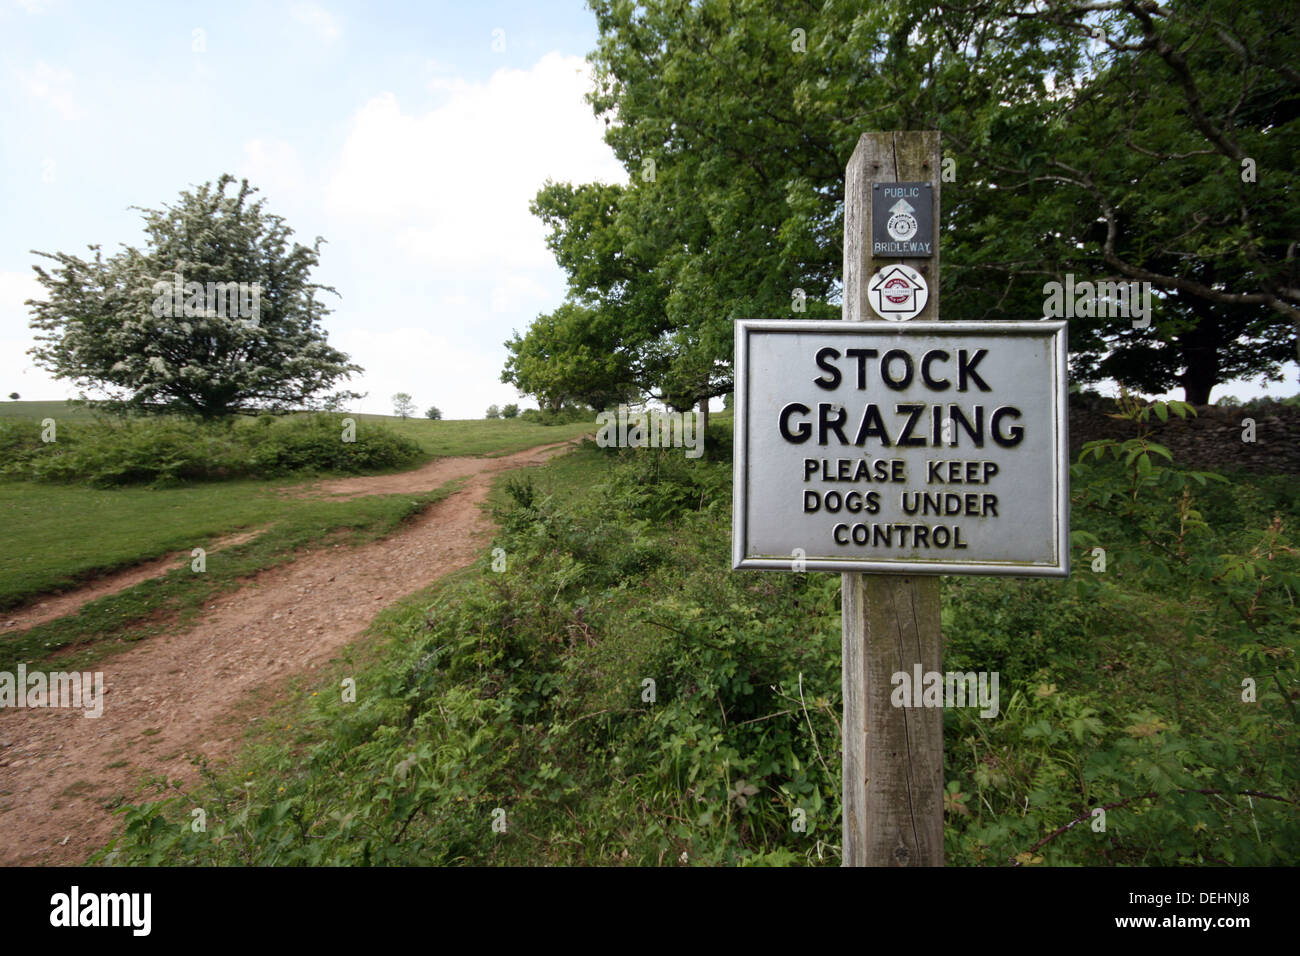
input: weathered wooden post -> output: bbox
[731,131,1068,871]
[840,131,944,866]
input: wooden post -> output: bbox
[698,398,709,458]
[841,131,945,867]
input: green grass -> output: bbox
[0,402,595,458]
[346,415,596,458]
[0,480,462,674]
[0,479,297,609]
[0,410,595,609]
[0,400,100,422]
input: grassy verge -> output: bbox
[0,400,101,422]
[0,479,297,608]
[0,480,462,675]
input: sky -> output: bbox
[0,0,625,419]
[1,0,1293,417]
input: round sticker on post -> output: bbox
[867,264,928,321]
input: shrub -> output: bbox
[0,419,43,457]
[247,415,421,476]
[0,413,422,486]
[518,404,595,425]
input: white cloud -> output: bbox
[333,326,524,419]
[13,60,83,120]
[0,270,69,399]
[291,2,341,43]
[325,52,625,273]
[490,274,549,313]
[239,138,309,205]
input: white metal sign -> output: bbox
[732,320,1070,576]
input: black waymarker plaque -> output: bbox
[871,181,934,257]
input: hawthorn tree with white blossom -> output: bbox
[27,174,361,418]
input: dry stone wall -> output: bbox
[1067,400,1300,476]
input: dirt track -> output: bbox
[0,439,577,865]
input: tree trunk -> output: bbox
[1176,290,1226,407]
[1182,377,1213,407]
[1179,326,1219,406]
[697,398,709,460]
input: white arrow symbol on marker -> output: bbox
[889,199,914,215]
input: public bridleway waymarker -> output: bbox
[731,131,1069,867]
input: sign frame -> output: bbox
[732,318,1071,577]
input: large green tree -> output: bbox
[28,175,361,418]
[514,182,676,409]
[502,300,642,412]
[931,0,1300,403]
[514,0,1298,407]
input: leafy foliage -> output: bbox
[517,403,594,425]
[510,0,1299,410]
[945,398,1299,863]
[502,300,643,412]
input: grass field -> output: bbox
[0,400,99,422]
[0,404,595,611]
[0,479,296,608]
[0,480,461,673]
[0,401,596,458]
[345,414,595,458]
